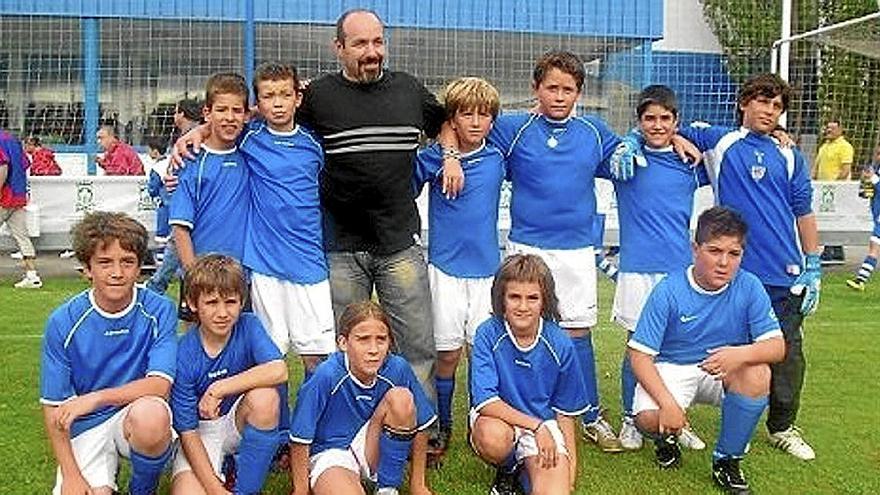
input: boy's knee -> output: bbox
[634,411,659,436]
[382,387,415,427]
[727,363,771,397]
[125,397,171,453]
[242,387,280,427]
[472,417,515,462]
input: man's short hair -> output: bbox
[253,62,300,97]
[335,8,384,45]
[737,73,791,124]
[441,77,501,119]
[491,254,561,322]
[184,254,247,307]
[145,136,166,154]
[636,84,678,119]
[176,98,203,122]
[70,211,149,268]
[25,134,42,147]
[98,125,117,138]
[533,51,585,91]
[337,300,393,342]
[204,73,249,109]
[695,206,748,246]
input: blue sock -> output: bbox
[572,334,600,424]
[620,346,636,418]
[435,376,455,428]
[713,392,768,460]
[277,382,291,446]
[236,423,279,494]
[128,445,172,495]
[376,427,414,489]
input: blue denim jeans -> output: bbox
[329,245,437,400]
[146,239,180,295]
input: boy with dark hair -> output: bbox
[170,254,288,495]
[290,301,435,495]
[470,254,588,495]
[41,211,177,495]
[144,136,182,295]
[846,145,880,290]
[629,206,785,493]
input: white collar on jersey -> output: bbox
[687,265,731,295]
[201,144,238,155]
[644,144,674,153]
[504,318,544,352]
[344,353,378,388]
[266,124,300,137]
[89,285,138,319]
[460,141,486,159]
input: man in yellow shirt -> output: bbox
[814,119,854,180]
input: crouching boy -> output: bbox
[629,206,785,493]
[469,254,589,495]
[40,211,177,495]
[289,301,435,495]
[170,254,287,494]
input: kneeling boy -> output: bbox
[40,211,177,495]
[470,254,588,495]
[629,206,785,493]
[170,254,288,494]
[289,301,435,495]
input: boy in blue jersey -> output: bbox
[612,85,711,451]
[412,76,505,454]
[629,206,785,493]
[144,137,181,295]
[470,254,589,495]
[170,254,288,495]
[169,72,249,270]
[289,301,435,495]
[40,211,177,495]
[846,146,880,290]
[677,73,821,460]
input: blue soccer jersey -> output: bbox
[470,317,589,420]
[239,123,328,284]
[289,352,436,456]
[413,142,505,278]
[40,287,177,438]
[489,113,620,249]
[615,147,710,273]
[170,313,283,433]
[679,125,813,286]
[869,163,880,236]
[629,267,782,365]
[169,146,249,261]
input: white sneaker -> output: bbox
[13,274,43,289]
[59,250,76,259]
[677,426,706,450]
[618,417,643,450]
[769,426,815,460]
[376,488,399,495]
[9,251,23,260]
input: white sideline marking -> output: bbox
[0,334,43,340]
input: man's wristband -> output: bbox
[441,146,460,160]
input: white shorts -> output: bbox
[52,397,174,494]
[632,362,724,416]
[611,272,667,331]
[428,265,493,351]
[250,272,336,355]
[308,421,372,488]
[171,397,243,480]
[507,241,597,328]
[468,409,568,463]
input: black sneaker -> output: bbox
[490,466,524,495]
[221,454,237,492]
[427,423,453,468]
[712,457,750,494]
[654,436,681,469]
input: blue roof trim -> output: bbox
[0,0,662,38]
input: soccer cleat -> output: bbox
[489,466,524,495]
[712,457,751,494]
[221,454,236,491]
[582,414,624,453]
[427,424,452,468]
[59,249,76,259]
[13,274,42,289]
[376,488,399,495]
[618,417,643,450]
[769,426,815,460]
[676,426,706,450]
[846,279,866,291]
[654,436,681,469]
[9,250,22,260]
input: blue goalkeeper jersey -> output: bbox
[40,287,177,438]
[470,317,589,419]
[169,146,249,261]
[290,352,436,456]
[629,267,782,365]
[413,142,505,278]
[615,146,710,273]
[489,113,620,249]
[239,123,327,284]
[171,313,282,433]
[679,124,813,286]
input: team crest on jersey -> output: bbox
[750,151,766,181]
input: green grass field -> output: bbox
[2,272,878,494]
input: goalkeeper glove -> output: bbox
[610,130,647,182]
[858,175,875,199]
[791,253,821,316]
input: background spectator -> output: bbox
[24,135,61,176]
[96,125,144,175]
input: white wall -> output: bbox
[654,0,723,53]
